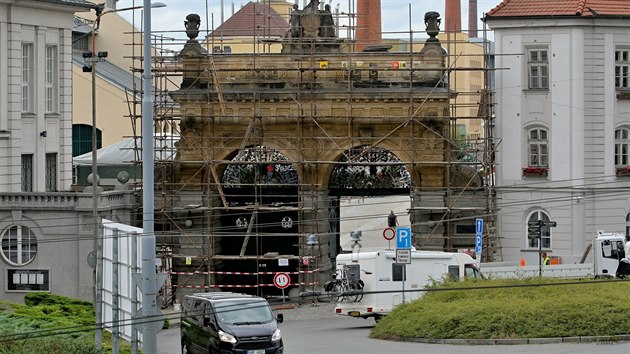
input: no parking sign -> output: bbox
[383,227,395,241]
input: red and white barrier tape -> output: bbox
[171,269,319,276]
[174,281,319,289]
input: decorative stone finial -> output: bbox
[179,13,208,58]
[185,13,201,42]
[424,11,441,41]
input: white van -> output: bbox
[331,249,480,321]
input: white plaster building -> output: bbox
[0,0,136,303]
[0,0,96,193]
[484,0,630,266]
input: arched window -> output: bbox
[1,225,38,266]
[615,128,630,167]
[526,210,551,249]
[527,128,548,167]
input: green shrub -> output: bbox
[0,293,138,354]
[371,278,630,340]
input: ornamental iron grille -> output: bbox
[329,146,410,189]
[221,146,298,187]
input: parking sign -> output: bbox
[475,218,483,255]
[396,227,412,249]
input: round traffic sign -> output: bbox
[383,227,395,241]
[273,272,291,289]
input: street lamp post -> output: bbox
[86,5,107,350]
[86,3,165,351]
[141,0,159,351]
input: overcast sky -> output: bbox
[116,0,499,41]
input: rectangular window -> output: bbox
[392,263,406,281]
[45,153,57,192]
[21,44,33,112]
[528,49,549,90]
[528,129,549,167]
[616,49,630,89]
[44,46,58,113]
[21,154,33,192]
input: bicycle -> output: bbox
[324,265,364,303]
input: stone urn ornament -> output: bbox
[185,13,201,43]
[424,11,441,43]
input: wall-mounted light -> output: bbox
[39,131,47,138]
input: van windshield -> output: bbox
[214,299,274,325]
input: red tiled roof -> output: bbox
[209,2,288,38]
[486,0,630,18]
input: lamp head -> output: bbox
[350,231,362,242]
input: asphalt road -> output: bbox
[157,315,630,354]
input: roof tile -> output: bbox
[42,0,97,9]
[210,2,288,38]
[486,0,630,17]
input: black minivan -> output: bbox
[180,292,284,354]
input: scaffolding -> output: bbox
[125,1,497,306]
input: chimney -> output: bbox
[445,0,461,33]
[356,0,382,52]
[468,0,478,38]
[221,0,225,24]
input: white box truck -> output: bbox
[481,231,628,279]
[329,249,480,322]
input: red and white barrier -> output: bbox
[173,281,319,289]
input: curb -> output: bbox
[272,304,296,311]
[406,335,630,345]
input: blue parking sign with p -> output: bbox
[475,218,483,254]
[475,218,483,234]
[396,227,412,249]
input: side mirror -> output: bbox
[203,315,216,329]
[276,313,284,324]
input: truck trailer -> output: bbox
[330,249,480,322]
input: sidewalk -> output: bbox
[161,305,182,327]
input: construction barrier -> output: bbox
[171,269,319,276]
[170,269,320,289]
[174,281,319,289]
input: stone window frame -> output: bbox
[526,47,549,90]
